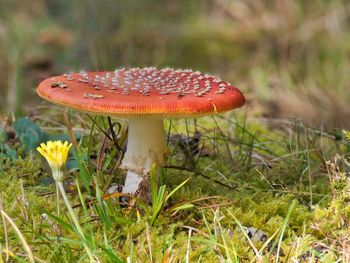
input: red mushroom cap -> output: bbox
[37,67,246,118]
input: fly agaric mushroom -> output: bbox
[37,67,245,197]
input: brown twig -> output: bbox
[63,109,79,149]
[107,117,121,151]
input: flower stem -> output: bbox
[55,182,62,237]
[57,181,96,262]
[56,182,60,218]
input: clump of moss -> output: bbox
[0,156,58,258]
[313,155,350,233]
[310,155,350,259]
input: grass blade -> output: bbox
[0,210,35,263]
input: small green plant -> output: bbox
[150,164,191,226]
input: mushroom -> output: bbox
[37,67,246,198]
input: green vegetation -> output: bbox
[1,0,350,262]
[1,113,350,262]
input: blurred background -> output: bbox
[1,0,350,129]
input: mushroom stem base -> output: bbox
[123,171,143,195]
[121,118,167,195]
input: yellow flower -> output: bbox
[37,141,72,181]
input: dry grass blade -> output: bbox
[0,210,35,263]
[185,228,192,263]
[0,196,9,262]
[145,222,153,263]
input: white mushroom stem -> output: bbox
[121,118,167,194]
